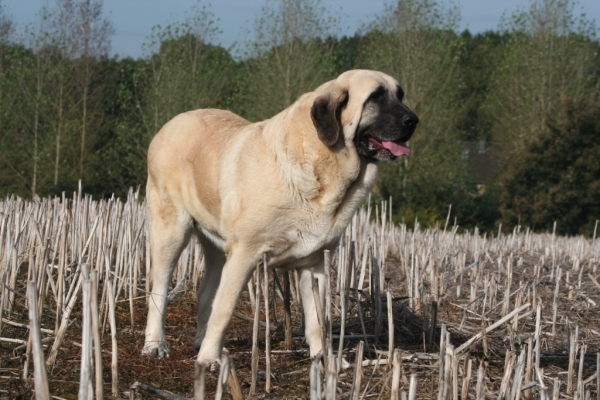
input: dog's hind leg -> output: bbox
[196,246,256,365]
[194,230,226,350]
[299,258,326,358]
[143,184,192,358]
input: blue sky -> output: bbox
[3,0,599,59]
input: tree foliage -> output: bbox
[0,0,598,234]
[237,0,339,121]
[500,98,600,236]
[483,0,599,152]
[0,0,115,196]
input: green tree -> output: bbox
[85,56,156,197]
[43,0,81,188]
[483,0,599,152]
[140,5,235,133]
[0,2,16,191]
[457,30,508,142]
[5,0,115,197]
[237,0,339,121]
[0,44,35,196]
[11,11,59,197]
[330,35,364,76]
[500,98,600,236]
[86,57,146,197]
[66,0,114,181]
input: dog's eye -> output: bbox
[369,87,385,102]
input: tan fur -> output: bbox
[142,70,405,364]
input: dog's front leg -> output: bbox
[196,247,255,365]
[299,259,326,358]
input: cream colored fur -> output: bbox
[142,70,403,365]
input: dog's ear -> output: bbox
[311,87,348,147]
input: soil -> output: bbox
[1,249,599,399]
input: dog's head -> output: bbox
[311,70,419,161]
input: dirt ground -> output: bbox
[1,250,599,399]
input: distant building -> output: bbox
[461,140,507,192]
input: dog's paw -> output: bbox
[142,341,170,358]
[340,357,351,369]
[196,347,227,370]
[209,360,220,373]
[197,356,220,373]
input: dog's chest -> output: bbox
[276,160,379,265]
[272,219,339,269]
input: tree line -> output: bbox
[0,0,598,236]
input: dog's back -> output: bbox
[147,109,252,225]
[148,109,251,177]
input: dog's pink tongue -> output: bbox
[382,141,411,157]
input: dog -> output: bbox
[142,69,418,365]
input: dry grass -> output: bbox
[0,191,598,399]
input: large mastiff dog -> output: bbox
[143,70,418,365]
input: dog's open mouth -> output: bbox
[368,137,411,157]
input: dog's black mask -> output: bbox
[354,85,419,161]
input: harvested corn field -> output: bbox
[0,189,599,399]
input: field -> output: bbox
[0,190,599,399]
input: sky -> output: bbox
[2,0,599,59]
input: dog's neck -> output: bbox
[263,97,375,218]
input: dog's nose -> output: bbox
[401,113,419,128]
